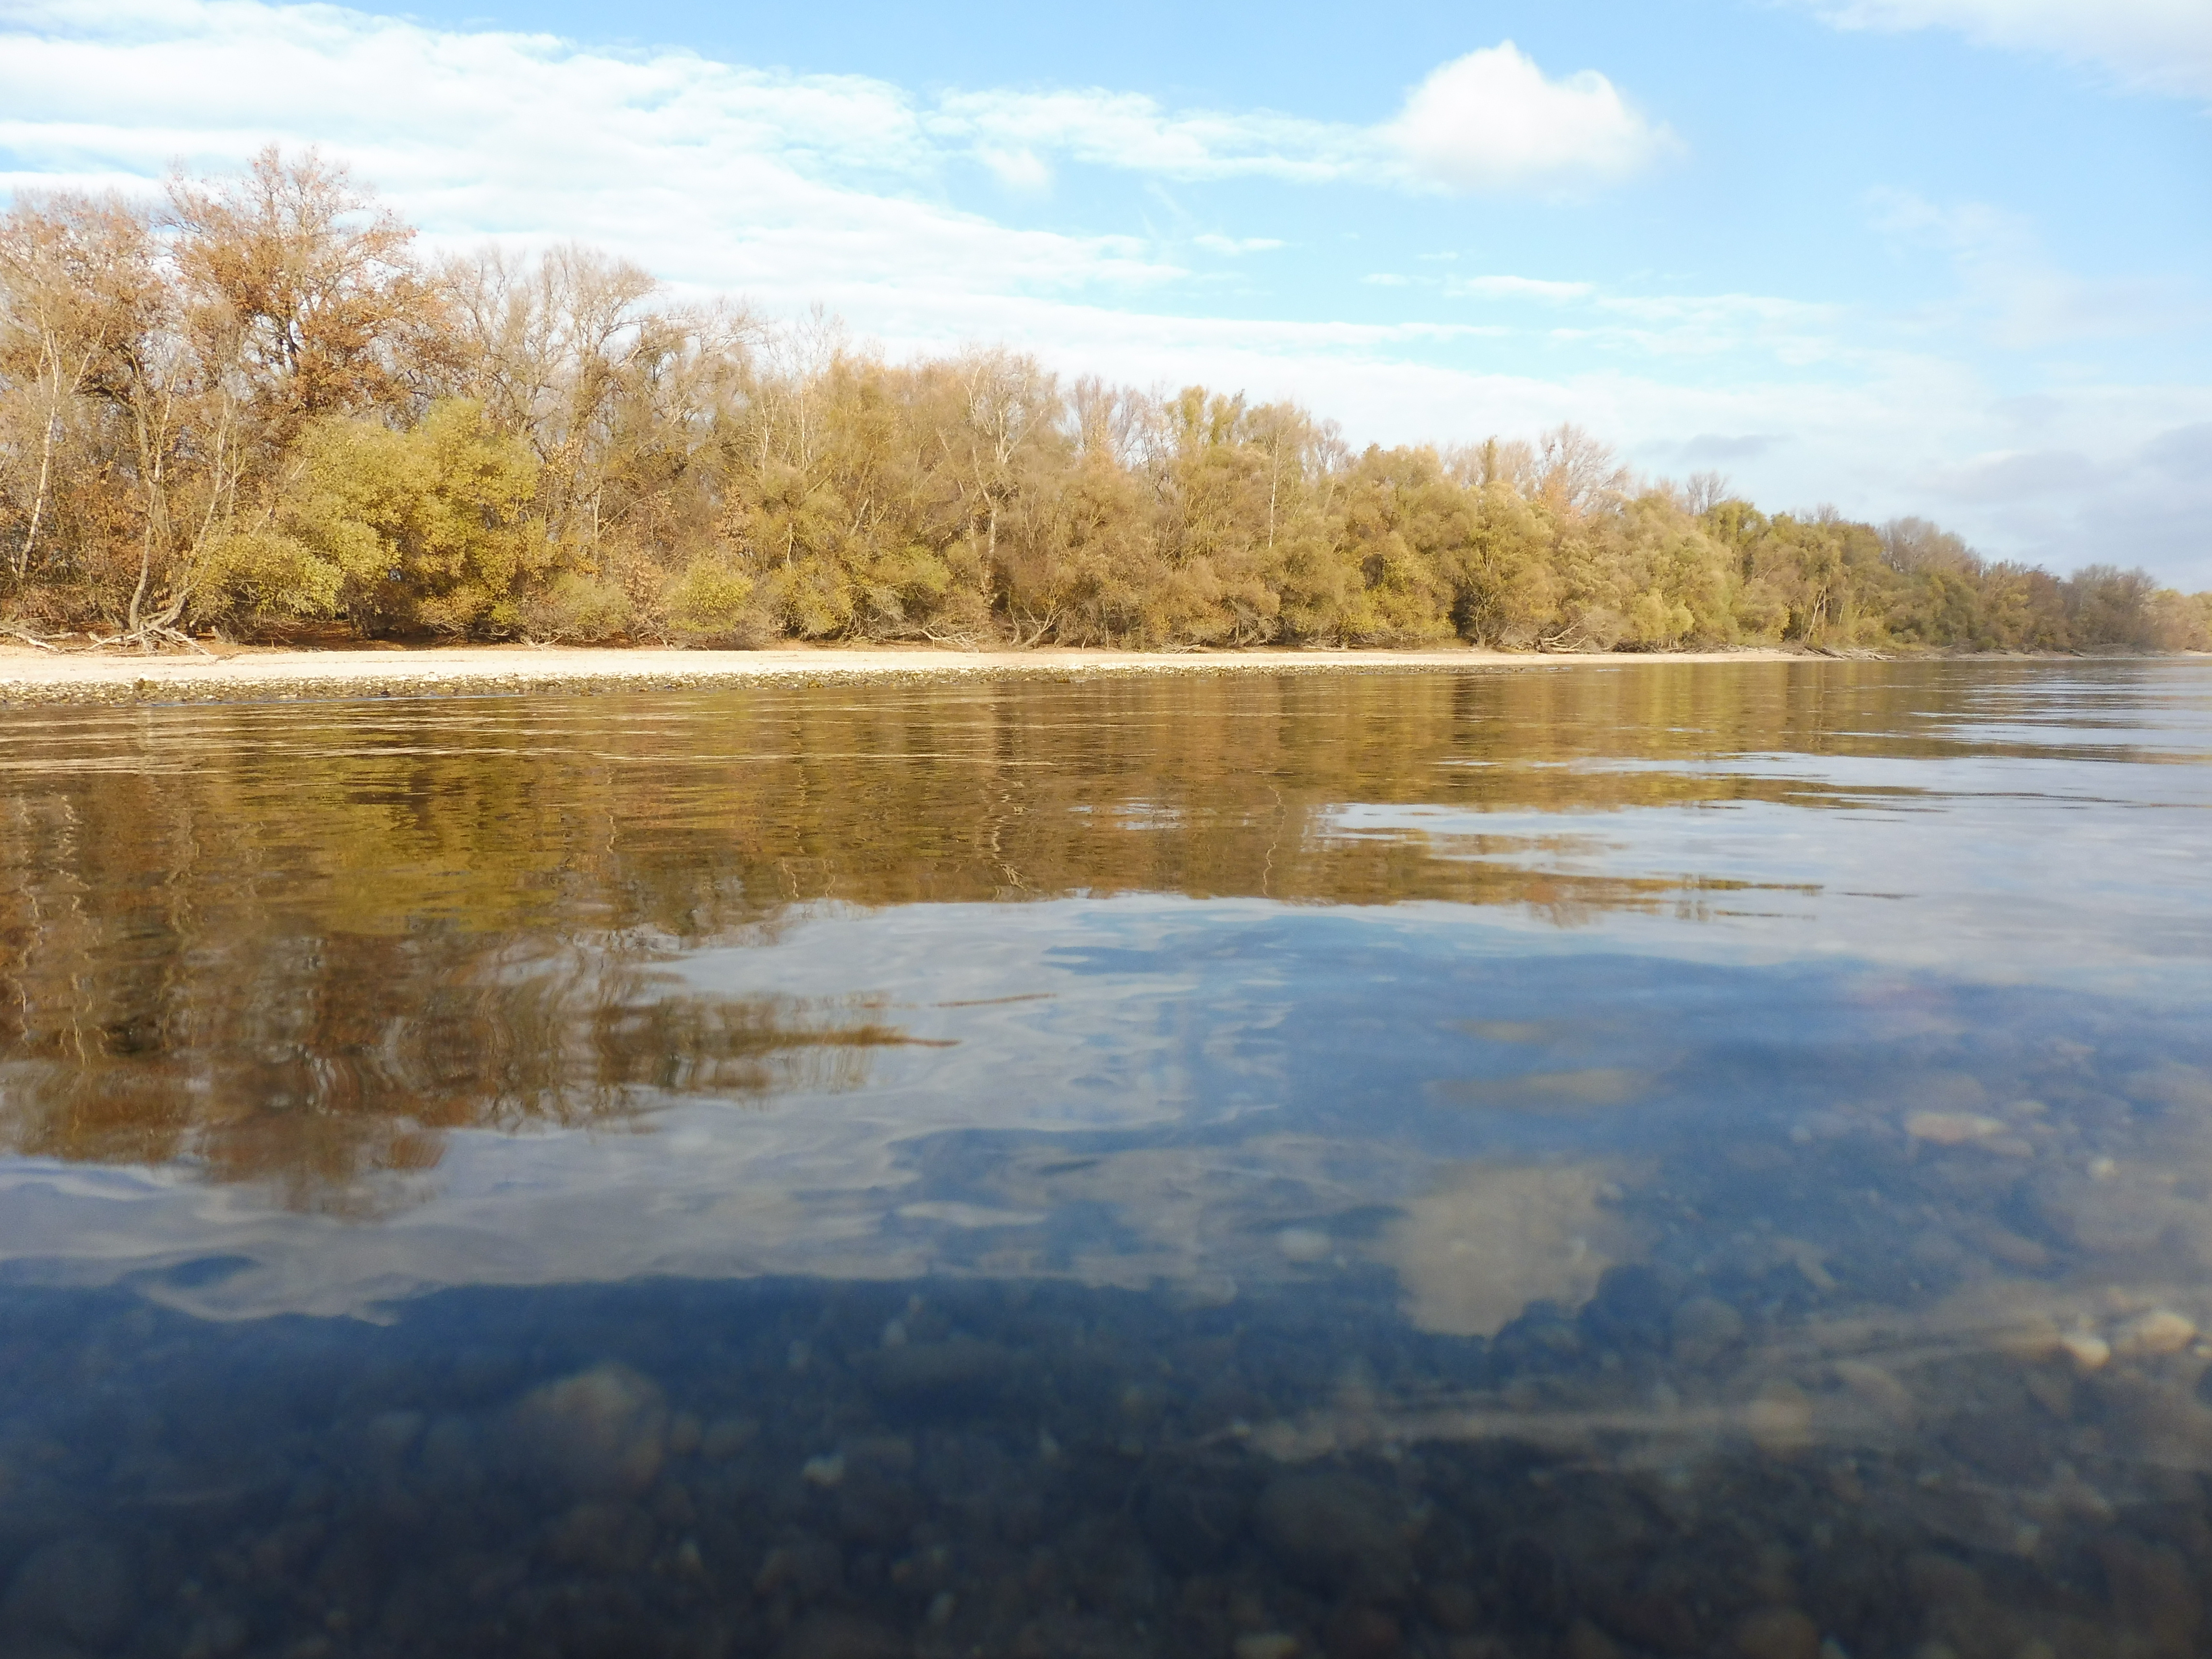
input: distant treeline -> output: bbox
[3,148,2207,653]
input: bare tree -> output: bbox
[1444,436,1539,494]
[1535,423,1629,516]
[1685,469,1732,515]
[1879,516,1978,576]
[0,197,158,583]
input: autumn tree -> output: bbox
[4,144,2205,652]
[167,146,442,442]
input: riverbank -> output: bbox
[0,641,1848,708]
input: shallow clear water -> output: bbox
[2,660,2211,1659]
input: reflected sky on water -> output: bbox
[1,660,2210,1659]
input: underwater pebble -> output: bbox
[544,1500,653,1573]
[1833,1360,1917,1428]
[1253,1471,1413,1599]
[363,1410,424,1456]
[509,1363,668,1498]
[773,1609,905,1659]
[2058,1331,2111,1371]
[419,1414,479,1480]
[2113,1309,2196,1358]
[181,1610,249,1659]
[1139,1478,1248,1573]
[755,1537,842,1600]
[1671,1296,1744,1357]
[4,1535,137,1650]
[1173,1272,1241,1309]
[865,1333,1008,1397]
[1324,1603,1403,1659]
[701,1414,760,1459]
[1907,1112,2007,1146]
[1746,1382,1815,1456]
[1234,1635,1302,1659]
[1734,1606,1821,1659]
[1563,1618,1624,1659]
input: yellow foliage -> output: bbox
[662,557,758,642]
[3,153,2203,651]
[277,398,543,634]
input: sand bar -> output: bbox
[0,642,1817,708]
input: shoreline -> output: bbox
[0,641,2172,708]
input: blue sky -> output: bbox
[4,0,2209,583]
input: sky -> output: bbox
[2,0,2208,585]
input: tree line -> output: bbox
[3,148,2206,654]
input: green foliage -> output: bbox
[662,556,761,644]
[520,571,633,642]
[200,527,347,620]
[218,399,543,634]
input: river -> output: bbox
[1,659,2209,1659]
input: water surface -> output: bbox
[2,660,2210,1659]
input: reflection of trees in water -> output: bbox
[7,912,827,1213]
[0,905,931,1211]
[0,663,2070,1204]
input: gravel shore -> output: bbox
[0,643,1813,708]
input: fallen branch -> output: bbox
[1010,606,1060,649]
[85,621,214,657]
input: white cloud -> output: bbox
[0,0,1678,324]
[1385,43,1679,192]
[976,146,1053,193]
[928,42,1677,195]
[1801,0,2212,101]
[0,0,1178,307]
[928,87,1367,186]
[1447,274,1598,302]
[1193,233,1286,254]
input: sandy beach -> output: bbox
[0,641,1827,708]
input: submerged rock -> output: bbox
[1324,1603,1404,1659]
[2114,1309,2197,1358]
[1139,1477,1249,1572]
[702,1413,761,1459]
[1746,1381,1815,1457]
[4,1535,136,1651]
[544,1500,655,1573]
[508,1362,668,1498]
[1253,1471,1414,1599]
[773,1608,905,1659]
[863,1334,1010,1403]
[1734,1606,1821,1659]
[1671,1296,1745,1361]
